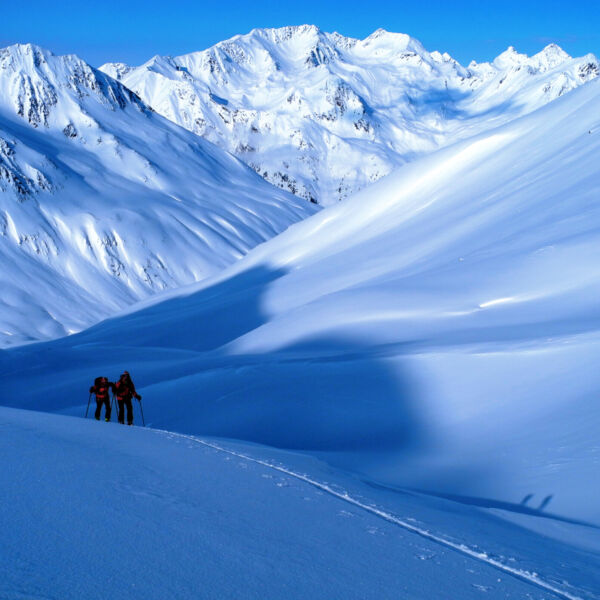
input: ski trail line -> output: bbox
[156,429,589,600]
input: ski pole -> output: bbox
[85,392,92,418]
[138,398,145,427]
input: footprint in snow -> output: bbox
[338,510,356,518]
[472,584,492,592]
[415,552,436,561]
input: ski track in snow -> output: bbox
[154,428,590,600]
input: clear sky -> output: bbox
[2,0,598,67]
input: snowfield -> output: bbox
[101,25,599,204]
[1,406,598,600]
[0,43,316,348]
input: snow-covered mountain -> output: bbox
[101,25,599,204]
[0,43,317,347]
[3,70,599,531]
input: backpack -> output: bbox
[93,377,110,398]
[116,378,133,399]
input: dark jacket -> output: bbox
[89,377,115,400]
[115,375,140,401]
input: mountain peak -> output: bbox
[493,45,529,67]
[3,42,49,56]
[252,24,322,45]
[1,42,90,72]
[537,43,570,60]
[533,43,571,67]
[0,43,52,69]
[0,42,150,128]
[361,29,426,55]
[542,42,566,53]
[492,43,572,71]
[141,54,178,74]
[98,61,132,81]
[368,27,391,38]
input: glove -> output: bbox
[136,394,142,401]
[89,387,94,394]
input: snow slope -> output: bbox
[2,406,598,600]
[2,67,600,532]
[101,26,599,204]
[0,44,317,347]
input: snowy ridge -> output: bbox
[0,43,149,128]
[101,26,599,204]
[0,43,317,347]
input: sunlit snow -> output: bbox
[101,26,599,205]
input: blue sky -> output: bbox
[2,0,598,66]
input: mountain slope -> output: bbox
[0,44,317,347]
[2,70,599,525]
[2,406,598,600]
[101,26,599,204]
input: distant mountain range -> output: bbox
[101,25,599,204]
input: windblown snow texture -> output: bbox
[0,43,317,347]
[101,26,599,204]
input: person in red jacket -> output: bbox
[114,371,141,426]
[89,376,115,422]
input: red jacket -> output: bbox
[115,377,139,401]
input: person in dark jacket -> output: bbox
[114,371,141,425]
[89,376,115,422]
